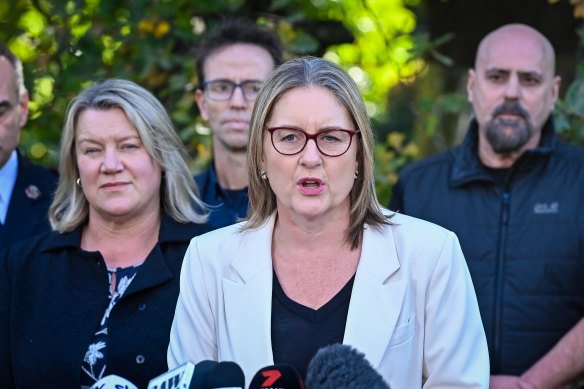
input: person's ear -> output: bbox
[466,69,476,104]
[551,75,561,107]
[195,89,209,121]
[17,91,29,129]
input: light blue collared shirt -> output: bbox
[0,150,18,224]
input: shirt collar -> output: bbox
[0,150,19,223]
[40,212,212,252]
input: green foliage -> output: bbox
[553,23,584,146]
[374,132,419,205]
[2,0,422,203]
[4,0,583,207]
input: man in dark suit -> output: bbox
[0,43,57,250]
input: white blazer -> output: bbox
[168,211,489,388]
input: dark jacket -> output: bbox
[389,117,584,375]
[195,161,249,229]
[0,213,212,388]
[0,150,58,250]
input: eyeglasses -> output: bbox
[267,127,358,157]
[202,80,263,101]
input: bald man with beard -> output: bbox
[390,24,584,388]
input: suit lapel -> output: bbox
[220,216,407,372]
[223,214,277,372]
[343,224,406,369]
[2,162,45,245]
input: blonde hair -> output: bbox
[244,57,390,248]
[49,79,207,232]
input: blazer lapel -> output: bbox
[2,178,40,247]
[1,153,55,247]
[223,214,277,372]
[343,224,406,369]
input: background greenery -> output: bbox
[1,0,583,205]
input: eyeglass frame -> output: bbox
[266,126,359,157]
[202,79,263,101]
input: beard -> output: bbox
[485,101,533,154]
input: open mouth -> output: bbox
[302,180,321,188]
[298,178,325,195]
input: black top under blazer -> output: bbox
[0,213,211,388]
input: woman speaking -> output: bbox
[168,57,489,388]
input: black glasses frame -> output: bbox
[202,79,262,101]
[266,127,359,157]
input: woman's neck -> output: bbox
[82,210,162,269]
[272,203,357,264]
[271,206,361,310]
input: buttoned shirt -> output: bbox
[0,150,18,224]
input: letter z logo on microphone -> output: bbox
[261,370,282,387]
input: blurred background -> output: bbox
[1,0,583,204]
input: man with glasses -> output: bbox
[194,17,283,228]
[0,43,57,250]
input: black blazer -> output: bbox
[0,213,212,388]
[0,150,58,250]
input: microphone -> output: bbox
[190,360,219,389]
[89,374,138,389]
[205,361,245,389]
[249,364,305,389]
[305,344,390,389]
[147,361,195,389]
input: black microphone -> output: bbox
[190,360,219,389]
[205,361,245,389]
[248,364,305,389]
[305,344,390,389]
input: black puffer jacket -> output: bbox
[389,117,584,375]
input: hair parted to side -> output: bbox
[244,56,391,249]
[49,78,207,232]
[195,16,284,85]
[0,43,27,101]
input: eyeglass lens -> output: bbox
[204,80,262,101]
[270,128,354,156]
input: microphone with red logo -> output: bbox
[205,361,245,389]
[305,344,390,389]
[248,364,305,389]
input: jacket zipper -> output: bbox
[493,190,510,372]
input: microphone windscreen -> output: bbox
[305,343,390,389]
[190,360,218,389]
[90,374,139,389]
[249,364,305,389]
[205,361,245,389]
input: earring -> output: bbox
[354,171,359,180]
[260,171,267,180]
[76,178,82,187]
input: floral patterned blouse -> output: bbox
[80,263,142,387]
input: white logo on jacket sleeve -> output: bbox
[534,202,559,214]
